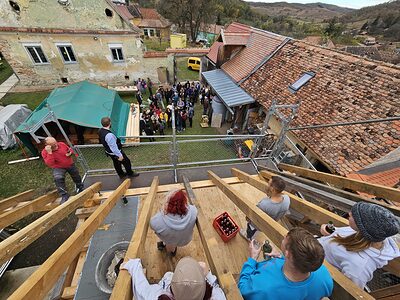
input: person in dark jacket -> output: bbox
[99,117,139,179]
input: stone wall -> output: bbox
[0,32,173,88]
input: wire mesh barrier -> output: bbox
[75,134,271,174]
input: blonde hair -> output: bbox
[331,231,373,252]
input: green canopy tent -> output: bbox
[15,81,130,155]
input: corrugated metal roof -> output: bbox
[202,69,255,109]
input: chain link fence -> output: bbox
[75,134,273,174]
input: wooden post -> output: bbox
[8,179,130,300]
[0,182,101,266]
[0,189,35,212]
[280,163,400,204]
[0,190,58,229]
[110,177,159,300]
[208,171,373,300]
[183,176,243,300]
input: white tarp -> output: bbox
[0,104,31,149]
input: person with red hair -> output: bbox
[150,189,198,256]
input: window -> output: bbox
[156,29,161,37]
[289,71,315,93]
[9,1,20,13]
[109,44,124,62]
[56,44,77,63]
[143,28,156,37]
[61,77,69,84]
[143,29,149,36]
[189,59,195,64]
[24,44,49,64]
[149,29,155,37]
[105,8,113,17]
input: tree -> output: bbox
[157,0,217,42]
[324,17,344,38]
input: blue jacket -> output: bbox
[239,257,333,300]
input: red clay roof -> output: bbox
[207,42,223,64]
[225,22,251,33]
[241,40,400,176]
[143,51,168,58]
[138,8,170,28]
[221,26,287,82]
[113,4,134,20]
[347,168,400,188]
[222,31,250,46]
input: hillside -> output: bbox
[249,1,353,22]
[340,0,400,40]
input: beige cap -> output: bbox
[171,257,206,300]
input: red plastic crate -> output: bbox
[212,211,240,243]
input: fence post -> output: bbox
[171,106,178,183]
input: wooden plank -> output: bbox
[371,283,400,299]
[75,206,99,218]
[8,179,130,300]
[0,189,35,212]
[90,177,245,202]
[0,191,58,229]
[183,176,243,300]
[61,286,76,299]
[208,171,373,300]
[0,182,101,266]
[110,177,159,300]
[280,163,400,204]
[260,166,400,216]
[232,168,349,227]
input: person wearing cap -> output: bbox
[239,227,333,299]
[150,189,198,256]
[319,202,400,289]
[121,257,226,300]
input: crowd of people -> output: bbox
[135,79,213,138]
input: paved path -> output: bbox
[0,74,19,100]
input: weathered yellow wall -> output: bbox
[0,0,130,31]
[0,32,173,87]
[170,34,187,49]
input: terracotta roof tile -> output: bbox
[138,8,171,28]
[221,25,287,82]
[222,31,250,45]
[241,40,400,176]
[206,42,223,64]
[113,4,134,20]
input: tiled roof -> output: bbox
[221,31,250,45]
[347,168,400,189]
[143,51,168,58]
[344,46,383,61]
[200,23,223,35]
[137,8,170,28]
[302,36,335,48]
[112,4,134,20]
[206,42,223,64]
[241,40,400,176]
[165,48,209,54]
[221,26,287,82]
[225,22,251,33]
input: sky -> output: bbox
[245,0,391,9]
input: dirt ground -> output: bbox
[8,212,78,269]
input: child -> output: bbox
[240,176,290,241]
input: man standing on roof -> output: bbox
[41,137,84,203]
[98,117,139,179]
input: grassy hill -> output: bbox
[249,1,353,22]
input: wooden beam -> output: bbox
[110,177,159,300]
[232,168,349,227]
[0,189,35,212]
[8,179,130,300]
[183,176,243,300]
[0,182,101,266]
[0,191,58,229]
[371,283,400,299]
[280,163,400,204]
[259,170,355,212]
[90,176,245,203]
[75,206,99,218]
[208,171,373,300]
[259,166,400,216]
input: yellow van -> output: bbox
[187,57,201,71]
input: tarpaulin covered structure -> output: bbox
[15,81,130,155]
[0,104,31,149]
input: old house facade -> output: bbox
[0,0,172,88]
